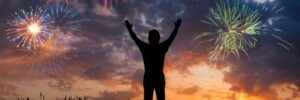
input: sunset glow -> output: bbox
[0,0,299,100]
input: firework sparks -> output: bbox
[24,4,82,75]
[6,7,52,50]
[25,4,82,75]
[26,25,79,75]
[4,5,82,75]
[258,4,293,50]
[26,34,76,75]
[197,0,262,61]
[47,4,83,47]
[197,0,292,62]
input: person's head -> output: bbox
[148,29,160,44]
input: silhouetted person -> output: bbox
[125,19,182,100]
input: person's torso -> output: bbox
[139,44,168,74]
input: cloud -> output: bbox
[93,3,118,17]
[176,85,200,95]
[223,40,300,99]
[165,50,207,75]
[90,90,140,100]
[48,79,73,91]
[0,81,18,97]
[0,0,299,100]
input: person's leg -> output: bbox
[155,74,165,100]
[144,75,154,100]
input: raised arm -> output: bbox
[162,19,182,47]
[124,20,146,47]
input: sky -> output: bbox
[0,0,300,100]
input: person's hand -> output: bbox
[174,19,182,27]
[124,20,133,30]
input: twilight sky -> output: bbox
[0,0,300,100]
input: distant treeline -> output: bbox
[0,92,88,100]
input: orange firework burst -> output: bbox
[6,7,53,50]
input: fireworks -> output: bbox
[6,4,81,49]
[198,0,292,61]
[26,26,78,75]
[197,0,262,61]
[48,4,81,38]
[6,7,52,50]
[28,4,81,75]
[257,4,293,50]
[4,4,82,75]
[26,34,76,75]
[245,1,293,50]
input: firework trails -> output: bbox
[6,4,81,48]
[26,34,76,75]
[29,4,81,75]
[48,4,81,44]
[198,0,291,62]
[5,4,82,75]
[197,0,262,61]
[258,4,293,50]
[6,7,52,50]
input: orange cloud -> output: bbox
[165,50,207,74]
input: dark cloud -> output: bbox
[81,65,118,81]
[224,39,300,99]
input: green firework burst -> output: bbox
[198,0,262,61]
[197,0,292,62]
